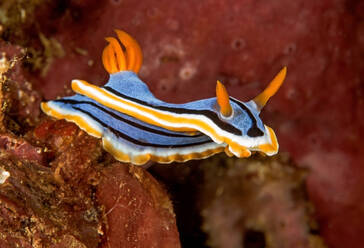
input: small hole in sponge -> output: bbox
[110,0,122,5]
[243,229,266,248]
[157,79,175,93]
[231,38,246,50]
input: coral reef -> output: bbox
[0,46,180,247]
[0,41,42,131]
[0,0,363,247]
[0,120,104,247]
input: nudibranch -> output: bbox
[41,30,286,165]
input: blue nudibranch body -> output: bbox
[41,30,286,165]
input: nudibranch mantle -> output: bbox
[41,30,286,165]
[41,92,224,165]
[71,70,281,158]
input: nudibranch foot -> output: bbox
[224,146,234,157]
[256,125,279,156]
[227,142,252,158]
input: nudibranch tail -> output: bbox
[253,67,287,111]
[216,80,233,117]
[102,30,143,74]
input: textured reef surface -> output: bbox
[0,47,180,247]
[0,0,363,247]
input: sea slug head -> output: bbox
[215,67,287,156]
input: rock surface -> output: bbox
[97,164,181,248]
